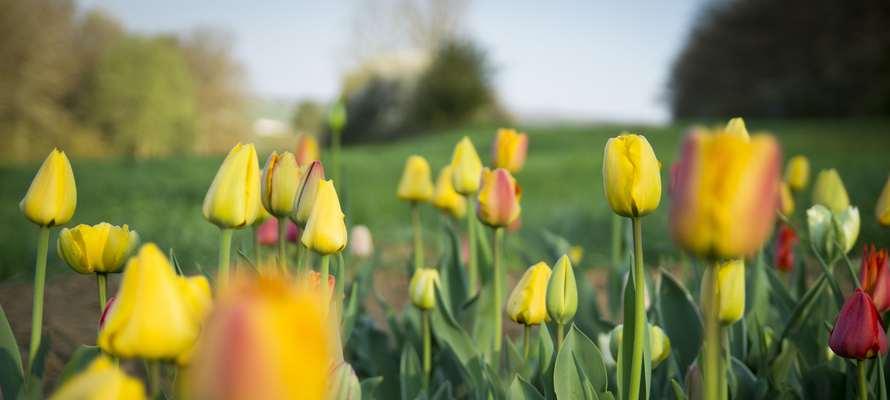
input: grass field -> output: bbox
[1,119,888,281]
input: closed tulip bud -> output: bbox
[291,161,326,225]
[48,356,145,400]
[608,324,672,368]
[397,155,434,202]
[432,165,467,219]
[203,143,261,229]
[603,133,662,217]
[829,289,888,359]
[507,262,552,325]
[724,117,749,138]
[860,245,890,312]
[715,259,745,324]
[57,223,138,274]
[20,148,77,227]
[546,255,578,325]
[255,199,273,224]
[295,134,320,166]
[809,204,861,261]
[568,246,584,265]
[348,225,374,258]
[188,276,331,400]
[328,101,347,133]
[262,151,301,217]
[492,128,528,173]
[779,181,795,216]
[876,176,890,227]
[301,180,348,255]
[785,155,810,191]
[450,137,483,195]
[669,123,781,259]
[477,168,522,228]
[773,224,798,272]
[98,243,212,360]
[328,362,361,400]
[812,169,850,214]
[409,268,440,310]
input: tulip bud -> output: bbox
[477,168,522,228]
[829,289,888,359]
[492,128,528,173]
[808,204,860,261]
[396,155,434,202]
[784,155,810,191]
[603,133,662,218]
[328,362,361,400]
[188,276,331,400]
[608,323,672,368]
[203,143,261,229]
[409,268,440,310]
[348,225,374,258]
[860,245,890,312]
[20,148,77,227]
[724,117,749,138]
[506,262,552,325]
[686,362,702,400]
[301,180,348,255]
[295,134,320,166]
[669,121,781,259]
[328,101,347,133]
[262,151,301,217]
[876,176,890,227]
[714,259,745,324]
[450,137,483,195]
[98,243,212,360]
[432,165,467,219]
[779,181,794,216]
[546,255,578,325]
[57,223,138,274]
[291,161,326,225]
[812,169,850,214]
[48,356,146,400]
[773,224,798,272]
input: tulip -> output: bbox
[301,180,348,255]
[506,262,552,326]
[348,225,374,258]
[812,169,850,214]
[602,133,662,217]
[409,268,440,310]
[256,218,300,246]
[546,255,578,329]
[328,362,361,400]
[450,136,484,195]
[188,276,331,400]
[397,155,434,202]
[669,125,781,260]
[203,143,261,229]
[328,101,347,133]
[291,161,326,225]
[860,245,890,312]
[58,223,138,274]
[262,151,301,217]
[477,168,522,228]
[724,117,749,138]
[785,155,810,191]
[492,128,528,173]
[432,165,467,219]
[98,243,212,360]
[609,324,672,368]
[779,181,794,216]
[295,134,320,166]
[807,204,860,260]
[568,245,584,266]
[877,176,890,227]
[773,224,798,272]
[48,356,145,400]
[829,289,887,359]
[20,148,77,227]
[715,259,745,324]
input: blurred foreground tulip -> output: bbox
[507,262,552,326]
[328,362,361,399]
[492,128,528,173]
[301,180,347,255]
[261,151,301,217]
[829,289,887,359]
[477,168,521,228]
[715,259,745,324]
[409,268,440,310]
[291,160,325,225]
[348,225,374,258]
[256,218,300,246]
[295,134,320,166]
[20,148,77,227]
[877,176,890,227]
[203,143,261,229]
[779,181,794,216]
[602,133,662,217]
[546,255,577,327]
[49,356,145,400]
[774,224,797,272]
[58,223,137,274]
[609,323,672,368]
[450,136,484,195]
[397,155,434,202]
[189,276,331,400]
[98,243,212,360]
[432,165,466,219]
[785,155,810,191]
[860,245,890,312]
[812,169,850,214]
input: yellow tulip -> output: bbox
[295,134,320,166]
[506,262,552,325]
[291,161,325,225]
[785,155,810,191]
[262,151,301,217]
[602,133,662,217]
[432,165,467,219]
[812,169,850,214]
[546,255,577,325]
[188,276,331,400]
[477,168,522,228]
[492,128,528,173]
[98,243,212,360]
[301,180,347,254]
[397,155,434,202]
[203,143,261,229]
[716,259,745,324]
[450,137,483,195]
[409,268,440,310]
[724,117,750,139]
[779,181,794,216]
[875,176,890,227]
[609,324,672,368]
[20,148,77,227]
[49,356,145,400]
[57,223,138,274]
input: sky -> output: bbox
[79,0,710,123]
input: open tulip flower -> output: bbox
[877,176,890,227]
[829,289,887,359]
[784,155,810,192]
[812,168,850,214]
[295,133,320,166]
[477,168,521,228]
[602,133,662,218]
[20,148,77,227]
[492,128,528,173]
[432,165,466,219]
[860,245,890,312]
[48,356,146,400]
[58,222,137,275]
[397,155,434,202]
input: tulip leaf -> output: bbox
[670,379,688,400]
[554,324,608,399]
[399,345,423,400]
[429,381,453,400]
[656,269,702,377]
[764,267,796,315]
[0,305,23,400]
[770,273,828,362]
[439,223,468,317]
[801,364,846,400]
[470,281,497,362]
[878,358,888,400]
[730,357,762,400]
[430,286,480,369]
[58,345,101,384]
[359,376,383,400]
[510,375,545,400]
[341,282,360,343]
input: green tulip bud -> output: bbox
[328,101,347,134]
[807,204,860,262]
[546,255,578,325]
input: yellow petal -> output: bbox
[203,143,261,228]
[20,148,77,227]
[262,151,301,217]
[716,259,745,324]
[301,180,348,254]
[49,356,146,400]
[450,137,483,195]
[602,133,661,217]
[397,155,434,202]
[506,262,552,325]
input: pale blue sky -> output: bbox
[79,0,709,123]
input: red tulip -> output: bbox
[773,224,798,272]
[861,245,890,312]
[829,289,887,359]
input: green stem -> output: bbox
[523,325,531,360]
[556,323,565,352]
[843,252,861,288]
[148,361,161,398]
[412,203,424,272]
[97,273,107,314]
[320,255,331,304]
[218,228,233,287]
[626,217,646,400]
[701,264,723,400]
[422,310,431,390]
[332,129,342,191]
[493,227,504,368]
[28,226,50,368]
[858,359,867,400]
[277,217,287,271]
[252,225,261,264]
[466,197,478,293]
[294,241,304,276]
[611,214,622,270]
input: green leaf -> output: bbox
[400,345,423,400]
[439,224,468,317]
[730,357,760,400]
[801,364,845,400]
[879,357,888,400]
[470,281,496,361]
[431,286,479,367]
[670,379,688,400]
[341,282,360,343]
[764,267,795,315]
[58,345,101,384]
[656,269,702,376]
[359,376,384,400]
[554,324,608,399]
[510,375,545,400]
[0,305,23,400]
[770,273,828,362]
[429,381,453,400]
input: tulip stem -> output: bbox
[320,255,331,304]
[412,203,424,272]
[28,226,50,368]
[556,323,565,352]
[701,264,724,400]
[625,217,646,400]
[842,252,861,288]
[421,310,431,390]
[277,217,288,271]
[218,229,233,287]
[466,197,478,294]
[252,225,261,264]
[148,361,161,398]
[857,360,867,400]
[96,273,107,314]
[493,227,504,368]
[523,325,531,360]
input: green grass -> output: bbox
[1,119,888,281]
